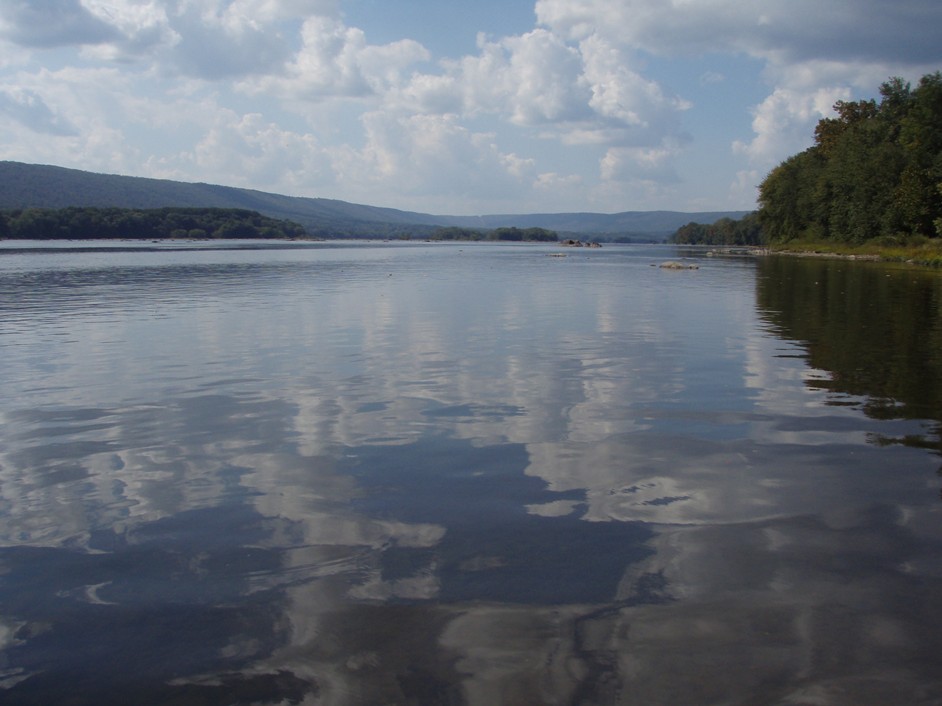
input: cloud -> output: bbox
[455,29,592,125]
[247,15,695,209]
[224,0,340,24]
[0,65,211,176]
[397,29,689,154]
[78,0,178,60]
[732,83,850,166]
[0,86,78,135]
[534,0,942,67]
[0,0,119,48]
[578,35,690,140]
[329,111,537,211]
[137,101,562,213]
[185,111,332,189]
[8,1,341,79]
[169,7,291,79]
[0,2,696,210]
[700,71,725,86]
[535,0,942,174]
[600,143,683,183]
[249,16,429,99]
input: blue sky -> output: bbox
[1,0,940,216]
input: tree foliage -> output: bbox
[0,207,308,240]
[758,72,942,243]
[670,212,764,245]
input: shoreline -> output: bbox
[705,244,941,268]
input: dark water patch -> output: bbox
[0,501,311,704]
[347,436,653,604]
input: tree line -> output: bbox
[0,206,563,243]
[671,213,763,246]
[672,71,942,246]
[429,226,559,242]
[760,72,942,244]
[0,207,308,240]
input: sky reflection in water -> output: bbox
[0,241,941,705]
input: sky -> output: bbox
[0,1,940,216]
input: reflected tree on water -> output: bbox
[756,256,942,461]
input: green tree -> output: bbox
[759,149,826,242]
[897,72,942,235]
[759,72,942,243]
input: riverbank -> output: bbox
[767,240,942,268]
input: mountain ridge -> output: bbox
[0,161,750,239]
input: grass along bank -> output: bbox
[769,237,942,268]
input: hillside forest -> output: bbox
[672,72,942,248]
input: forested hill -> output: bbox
[0,161,439,239]
[0,161,747,240]
[758,72,942,244]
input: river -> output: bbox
[1,240,941,705]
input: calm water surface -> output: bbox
[1,241,941,705]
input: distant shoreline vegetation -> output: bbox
[0,207,309,241]
[0,207,567,243]
[670,71,942,265]
[428,226,559,242]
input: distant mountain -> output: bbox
[0,161,749,240]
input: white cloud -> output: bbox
[457,29,591,125]
[579,34,690,139]
[392,72,462,115]
[396,28,690,156]
[249,16,429,100]
[732,84,850,166]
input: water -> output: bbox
[1,240,941,705]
